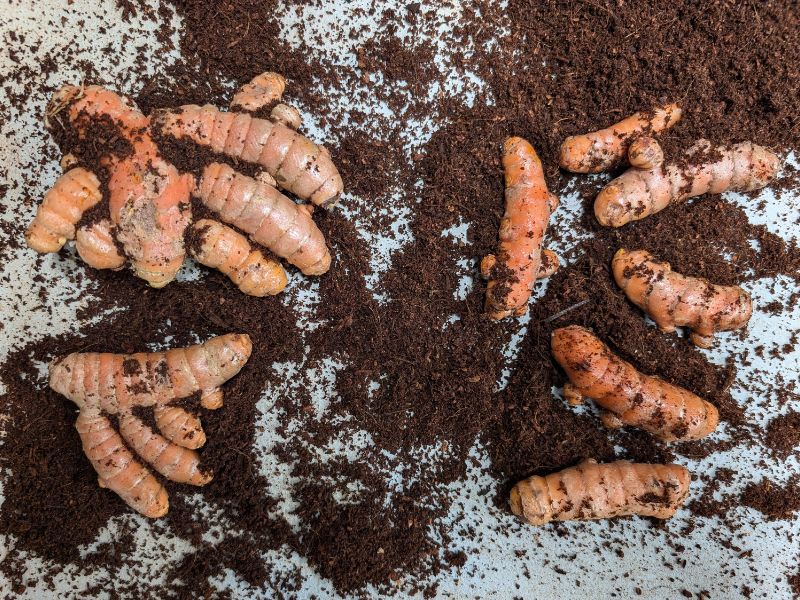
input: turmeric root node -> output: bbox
[613,249,752,347]
[510,459,690,525]
[230,72,286,112]
[559,103,682,173]
[551,326,719,441]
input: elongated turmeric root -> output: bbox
[509,459,690,525]
[482,137,560,320]
[551,326,719,441]
[595,139,780,227]
[613,249,752,347]
[559,103,682,173]
[189,219,288,296]
[48,334,252,517]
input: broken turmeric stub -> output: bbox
[595,138,780,227]
[48,334,252,518]
[613,249,753,348]
[510,459,690,525]
[551,325,719,441]
[558,103,682,173]
[482,136,560,320]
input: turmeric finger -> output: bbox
[509,459,690,525]
[154,405,206,449]
[551,325,719,441]
[595,139,780,227]
[271,103,302,130]
[613,249,752,347]
[230,72,286,112]
[627,136,664,170]
[188,219,288,296]
[559,103,682,173]
[196,163,331,275]
[75,219,125,270]
[483,137,558,320]
[25,168,102,253]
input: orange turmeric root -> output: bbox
[481,137,560,320]
[189,219,288,296]
[195,163,331,275]
[559,103,682,173]
[551,325,719,441]
[613,249,752,348]
[595,139,780,227]
[509,459,690,525]
[75,219,125,270]
[48,334,252,517]
[230,71,302,129]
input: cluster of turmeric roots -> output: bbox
[485,106,780,527]
[26,72,342,296]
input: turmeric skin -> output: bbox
[559,103,682,173]
[613,249,752,348]
[510,459,690,525]
[230,72,286,112]
[595,139,780,227]
[482,137,560,320]
[75,219,125,270]
[551,326,719,441]
[48,334,252,517]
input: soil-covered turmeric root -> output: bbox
[551,326,719,441]
[509,459,690,525]
[613,249,752,347]
[482,137,559,320]
[189,219,288,296]
[230,72,286,112]
[48,334,252,517]
[559,103,682,173]
[595,139,780,227]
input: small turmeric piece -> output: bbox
[230,72,286,112]
[509,459,690,525]
[613,249,752,348]
[481,137,560,319]
[551,325,719,441]
[595,139,780,227]
[48,334,252,517]
[559,103,682,173]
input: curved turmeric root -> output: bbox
[482,137,560,320]
[75,219,125,270]
[613,249,752,348]
[559,103,682,173]
[48,334,252,517]
[25,167,102,253]
[509,459,690,525]
[196,163,331,275]
[595,139,780,227]
[189,219,288,296]
[551,326,719,441]
[230,72,286,112]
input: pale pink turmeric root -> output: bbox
[155,104,343,206]
[509,459,690,525]
[25,167,102,253]
[595,139,780,227]
[559,103,682,173]
[551,326,719,441]
[189,219,288,296]
[195,163,331,275]
[49,334,252,517]
[612,249,752,348]
[230,72,286,112]
[481,137,559,320]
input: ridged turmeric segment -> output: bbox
[559,103,682,173]
[613,249,752,348]
[195,163,331,275]
[509,459,690,525]
[595,139,780,227]
[230,72,286,112]
[189,219,288,296]
[551,326,719,441]
[25,167,102,253]
[481,137,560,320]
[48,334,252,517]
[155,104,343,206]
[75,219,125,270]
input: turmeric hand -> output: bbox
[510,459,690,525]
[482,137,559,320]
[48,334,252,517]
[595,139,780,227]
[551,326,719,441]
[613,249,752,347]
[559,103,682,173]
